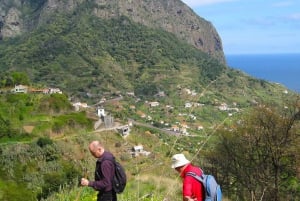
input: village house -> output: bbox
[218,103,228,111]
[98,97,106,104]
[97,108,106,117]
[129,105,136,110]
[128,120,133,127]
[218,102,240,113]
[185,102,192,108]
[137,110,146,118]
[72,102,89,111]
[117,125,130,137]
[126,92,135,97]
[193,102,204,107]
[166,105,174,109]
[180,127,188,135]
[131,145,151,157]
[154,91,165,97]
[197,125,204,130]
[11,85,28,93]
[191,90,197,96]
[47,88,62,94]
[132,145,143,153]
[10,85,63,94]
[148,101,159,107]
[171,125,180,132]
[29,88,49,93]
[183,88,191,95]
[189,114,197,120]
[103,115,114,128]
[179,122,189,135]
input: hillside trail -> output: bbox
[150,73,229,199]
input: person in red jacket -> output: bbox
[171,153,204,201]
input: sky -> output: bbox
[181,0,300,55]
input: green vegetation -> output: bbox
[0,71,30,87]
[0,91,93,200]
[0,93,92,143]
[207,101,300,201]
[0,9,226,102]
[0,3,299,200]
[0,86,299,201]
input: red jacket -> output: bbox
[180,163,204,201]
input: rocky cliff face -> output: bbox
[0,0,225,62]
[0,0,24,39]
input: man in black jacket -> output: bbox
[81,140,117,201]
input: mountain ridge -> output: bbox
[0,0,225,63]
[0,0,296,105]
[0,11,229,103]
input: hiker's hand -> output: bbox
[81,178,89,186]
[183,196,196,201]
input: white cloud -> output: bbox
[287,13,300,20]
[272,1,293,7]
[182,0,236,7]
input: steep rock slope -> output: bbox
[0,0,224,62]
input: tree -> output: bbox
[209,99,300,201]
[0,71,30,87]
[11,71,30,85]
[0,115,11,138]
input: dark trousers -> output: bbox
[97,191,117,201]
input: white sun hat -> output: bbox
[171,153,190,168]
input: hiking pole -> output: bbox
[75,167,88,201]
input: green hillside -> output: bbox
[0,92,186,200]
[0,12,295,106]
[0,91,299,201]
[0,12,225,101]
[0,3,299,201]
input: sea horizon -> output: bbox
[226,53,300,93]
[226,52,300,55]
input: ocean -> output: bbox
[226,53,300,93]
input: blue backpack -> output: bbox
[186,168,222,201]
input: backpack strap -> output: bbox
[186,167,204,181]
[99,157,116,182]
[100,155,116,164]
[186,170,209,198]
[186,171,205,184]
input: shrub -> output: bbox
[37,137,53,148]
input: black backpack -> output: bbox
[112,160,127,193]
[103,158,127,193]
